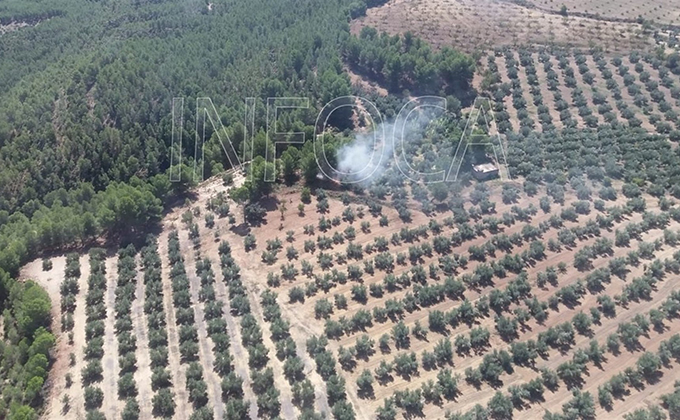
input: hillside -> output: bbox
[4,0,680,419]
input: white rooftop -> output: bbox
[473,163,498,173]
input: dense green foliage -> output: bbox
[344,27,475,97]
[0,181,165,277]
[0,0,478,277]
[0,275,54,418]
[506,126,680,197]
[0,0,416,416]
[0,0,358,215]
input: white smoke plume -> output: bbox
[336,110,435,185]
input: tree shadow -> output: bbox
[403,407,426,420]
[644,371,664,386]
[357,386,375,400]
[562,375,585,390]
[230,222,251,236]
[623,339,642,353]
[488,377,505,389]
[376,374,394,386]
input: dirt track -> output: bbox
[102,256,120,419]
[132,255,154,418]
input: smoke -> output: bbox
[336,111,434,185]
[336,120,394,185]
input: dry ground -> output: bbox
[347,67,389,97]
[102,256,121,419]
[525,0,680,27]
[351,0,654,53]
[23,166,680,420]
[202,177,680,419]
[0,21,29,34]
[132,256,154,419]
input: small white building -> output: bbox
[472,163,499,180]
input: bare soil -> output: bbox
[26,166,680,420]
[102,256,121,419]
[525,0,680,27]
[132,255,154,418]
[214,177,680,419]
[351,0,654,53]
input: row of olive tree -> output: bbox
[114,245,142,419]
[260,289,327,418]
[140,238,177,418]
[217,241,276,419]
[193,232,249,420]
[167,231,210,417]
[80,249,107,419]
